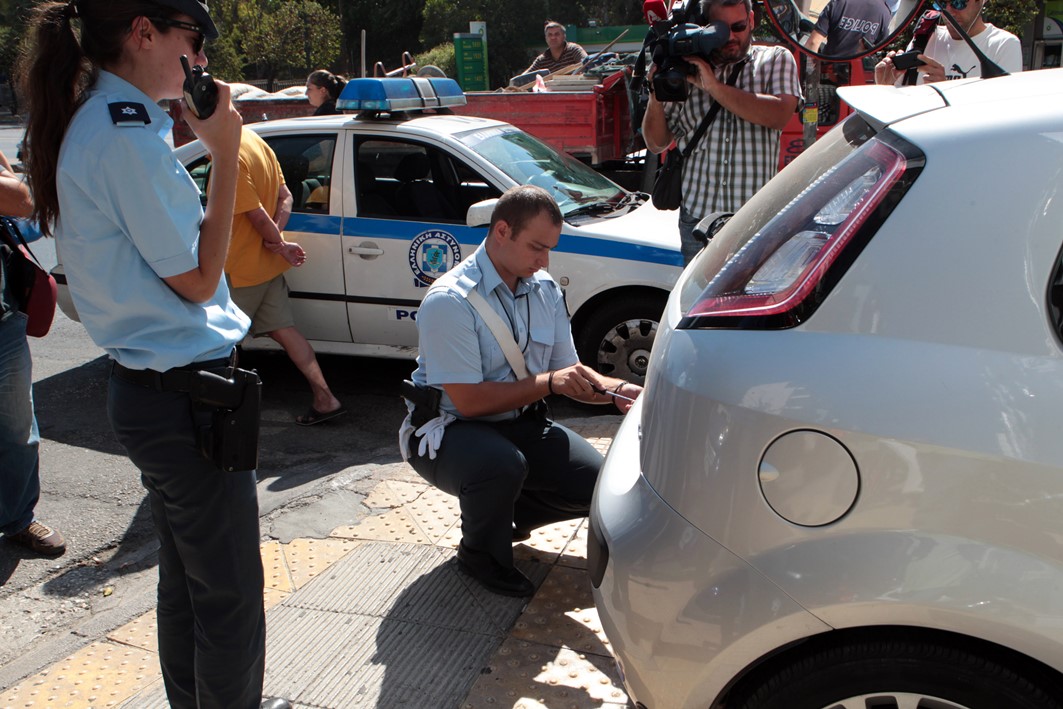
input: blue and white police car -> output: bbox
[56,77,683,383]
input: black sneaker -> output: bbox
[7,521,65,556]
[456,542,535,597]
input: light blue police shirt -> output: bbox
[55,71,249,372]
[411,241,578,422]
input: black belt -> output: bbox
[111,352,236,393]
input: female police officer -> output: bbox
[21,2,287,707]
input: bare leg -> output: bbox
[267,327,341,414]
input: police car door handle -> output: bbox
[348,242,384,259]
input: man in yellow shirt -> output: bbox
[224,129,344,425]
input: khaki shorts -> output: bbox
[228,274,295,336]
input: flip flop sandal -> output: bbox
[295,405,348,426]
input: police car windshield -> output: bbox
[457,126,624,214]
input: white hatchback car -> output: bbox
[54,78,683,383]
[590,69,1063,707]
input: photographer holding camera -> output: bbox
[642,0,801,264]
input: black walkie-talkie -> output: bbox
[181,54,218,119]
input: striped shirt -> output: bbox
[526,43,589,74]
[665,45,801,218]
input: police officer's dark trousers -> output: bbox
[409,408,603,567]
[109,370,265,709]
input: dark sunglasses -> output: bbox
[149,16,206,55]
[729,21,750,33]
[934,0,970,8]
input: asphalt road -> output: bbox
[0,171,602,689]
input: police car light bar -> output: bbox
[336,77,468,112]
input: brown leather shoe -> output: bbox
[7,521,65,556]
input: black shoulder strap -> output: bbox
[0,217,44,269]
[681,59,747,158]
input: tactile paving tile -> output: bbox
[461,636,628,708]
[514,519,582,565]
[281,537,362,590]
[263,586,290,610]
[106,610,158,653]
[405,485,461,543]
[510,566,613,657]
[264,605,501,708]
[115,677,168,708]
[558,520,588,570]
[329,506,432,544]
[283,541,442,616]
[261,539,295,593]
[0,640,160,708]
[362,479,429,509]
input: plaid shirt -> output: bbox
[665,45,801,218]
[527,43,589,74]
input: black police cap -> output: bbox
[151,0,218,40]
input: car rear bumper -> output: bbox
[589,403,830,708]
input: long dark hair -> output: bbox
[307,69,347,100]
[19,0,177,235]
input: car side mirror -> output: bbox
[466,199,498,228]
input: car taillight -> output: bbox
[682,139,912,328]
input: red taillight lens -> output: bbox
[685,140,908,321]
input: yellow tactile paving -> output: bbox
[329,506,432,544]
[462,637,628,708]
[515,519,583,566]
[263,586,290,611]
[281,537,362,589]
[0,640,159,708]
[362,479,429,509]
[406,486,461,543]
[106,610,157,654]
[558,521,588,570]
[511,566,613,657]
[261,539,295,593]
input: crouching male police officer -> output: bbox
[400,185,641,597]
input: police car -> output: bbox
[55,77,682,383]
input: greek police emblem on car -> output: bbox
[409,230,461,287]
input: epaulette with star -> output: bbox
[108,102,151,126]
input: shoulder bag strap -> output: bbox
[680,59,748,159]
[466,289,531,380]
[0,217,45,269]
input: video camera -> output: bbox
[644,0,730,101]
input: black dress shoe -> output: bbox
[260,699,292,709]
[456,542,535,597]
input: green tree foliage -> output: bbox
[422,0,547,87]
[243,0,342,89]
[984,0,1040,36]
[335,0,426,76]
[415,42,457,78]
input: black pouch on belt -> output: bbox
[190,367,262,472]
[400,379,441,428]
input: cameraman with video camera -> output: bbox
[642,0,801,264]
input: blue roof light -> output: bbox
[336,77,468,112]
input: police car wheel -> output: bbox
[575,293,667,386]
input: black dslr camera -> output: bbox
[646,1,730,102]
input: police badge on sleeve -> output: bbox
[408,230,461,287]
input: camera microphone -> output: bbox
[643,0,670,26]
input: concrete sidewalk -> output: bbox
[0,417,629,709]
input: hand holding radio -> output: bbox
[181,55,219,119]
